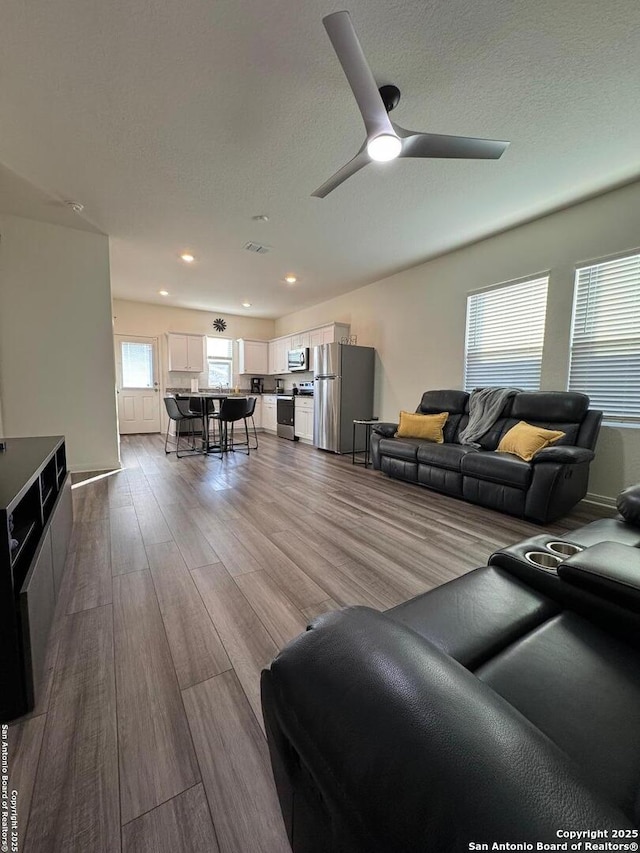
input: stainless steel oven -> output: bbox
[276,396,297,441]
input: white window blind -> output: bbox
[207,337,233,387]
[568,253,640,423]
[121,341,154,388]
[464,277,548,391]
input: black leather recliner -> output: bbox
[261,487,640,853]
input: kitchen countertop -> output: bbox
[165,387,311,396]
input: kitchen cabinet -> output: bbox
[261,395,278,432]
[290,331,310,349]
[251,397,262,429]
[308,324,351,370]
[168,334,205,372]
[268,341,277,375]
[266,324,351,374]
[268,338,291,375]
[238,339,268,374]
[295,398,314,443]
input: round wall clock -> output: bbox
[213,318,227,332]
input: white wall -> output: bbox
[0,214,120,472]
[275,179,640,502]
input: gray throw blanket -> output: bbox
[458,387,520,446]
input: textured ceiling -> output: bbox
[1,0,640,318]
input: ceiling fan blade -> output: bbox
[394,124,509,160]
[312,145,370,198]
[323,11,394,139]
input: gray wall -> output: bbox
[276,179,640,502]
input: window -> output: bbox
[207,337,233,387]
[121,341,154,388]
[464,276,549,391]
[568,252,640,424]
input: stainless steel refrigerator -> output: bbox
[313,343,375,453]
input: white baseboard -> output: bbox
[584,491,617,508]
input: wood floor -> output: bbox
[8,433,612,853]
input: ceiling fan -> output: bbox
[312,11,510,198]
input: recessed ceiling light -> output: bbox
[180,252,195,263]
[241,302,252,308]
[285,274,297,284]
[65,200,84,213]
[252,214,269,222]
[159,290,169,296]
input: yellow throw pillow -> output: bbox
[497,421,565,462]
[395,411,448,443]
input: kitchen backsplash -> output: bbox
[165,369,314,393]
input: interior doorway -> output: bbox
[115,335,161,434]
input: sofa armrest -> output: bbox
[559,541,640,612]
[532,446,595,465]
[262,608,630,852]
[371,422,397,438]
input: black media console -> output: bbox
[0,436,73,721]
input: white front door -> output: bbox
[115,335,161,434]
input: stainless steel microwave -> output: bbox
[287,347,309,372]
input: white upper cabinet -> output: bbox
[269,338,291,374]
[308,324,351,371]
[309,328,325,351]
[168,334,205,372]
[290,331,310,349]
[237,339,268,374]
[266,323,351,374]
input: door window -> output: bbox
[121,341,154,388]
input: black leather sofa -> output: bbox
[370,389,602,523]
[261,486,640,853]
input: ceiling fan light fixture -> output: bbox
[367,134,402,162]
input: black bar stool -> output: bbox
[184,396,221,451]
[217,398,251,455]
[163,397,202,457]
[244,396,259,450]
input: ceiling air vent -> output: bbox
[243,241,270,254]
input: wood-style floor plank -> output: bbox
[189,507,262,576]
[132,492,173,546]
[234,570,308,648]
[7,714,46,844]
[182,671,290,853]
[122,784,220,853]
[113,571,200,824]
[147,541,231,689]
[72,478,110,522]
[227,517,327,610]
[159,503,220,569]
[108,471,133,509]
[110,505,149,575]
[24,606,119,853]
[274,530,389,610]
[191,563,279,724]
[63,519,113,614]
[302,598,341,621]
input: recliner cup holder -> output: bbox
[546,541,583,557]
[524,551,562,572]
